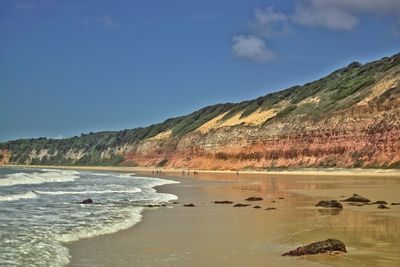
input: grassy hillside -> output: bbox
[1,52,399,167]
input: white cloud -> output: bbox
[232,35,276,63]
[252,7,290,36]
[308,0,400,14]
[292,0,400,31]
[16,2,36,10]
[98,16,115,28]
[83,16,115,29]
[293,4,358,30]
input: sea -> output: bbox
[0,167,178,267]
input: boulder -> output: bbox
[233,203,251,207]
[377,204,389,209]
[371,201,387,205]
[80,199,93,204]
[183,203,196,207]
[315,200,343,209]
[245,197,263,201]
[282,238,347,256]
[342,194,370,203]
[214,200,234,204]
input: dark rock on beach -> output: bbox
[265,207,276,211]
[282,238,347,256]
[183,203,196,207]
[391,202,400,205]
[371,200,387,205]
[278,197,285,200]
[245,197,263,201]
[253,206,261,209]
[342,194,370,203]
[214,200,234,204]
[377,204,389,209]
[316,200,343,209]
[233,203,251,207]
[80,199,93,204]
[144,204,161,208]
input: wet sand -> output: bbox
[66,171,400,267]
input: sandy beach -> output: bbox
[5,165,399,266]
[51,168,398,267]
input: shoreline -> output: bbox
[2,165,399,266]
[64,168,399,267]
[3,164,400,177]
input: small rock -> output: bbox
[265,207,276,211]
[80,199,93,204]
[391,202,400,205]
[233,203,251,207]
[253,206,261,209]
[214,200,234,204]
[377,204,389,209]
[271,200,276,203]
[371,201,387,205]
[316,200,343,209]
[172,201,179,204]
[342,194,370,203]
[183,203,196,207]
[282,238,347,256]
[278,197,285,200]
[245,197,263,201]
[144,204,161,208]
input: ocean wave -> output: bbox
[127,176,180,188]
[57,207,144,243]
[0,170,179,267]
[0,191,38,202]
[90,172,137,177]
[0,170,80,187]
[34,188,142,195]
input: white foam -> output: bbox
[0,191,38,202]
[133,176,180,188]
[35,188,142,195]
[0,170,80,187]
[57,207,143,243]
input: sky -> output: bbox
[0,0,399,141]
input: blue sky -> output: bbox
[0,0,399,141]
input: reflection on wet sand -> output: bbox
[68,172,400,267]
[195,173,400,267]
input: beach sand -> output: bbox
[59,169,400,267]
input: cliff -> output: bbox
[1,53,400,169]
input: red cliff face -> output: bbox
[123,71,400,169]
[1,53,399,169]
[123,105,400,169]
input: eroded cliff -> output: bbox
[1,53,400,169]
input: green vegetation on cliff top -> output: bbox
[1,53,399,165]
